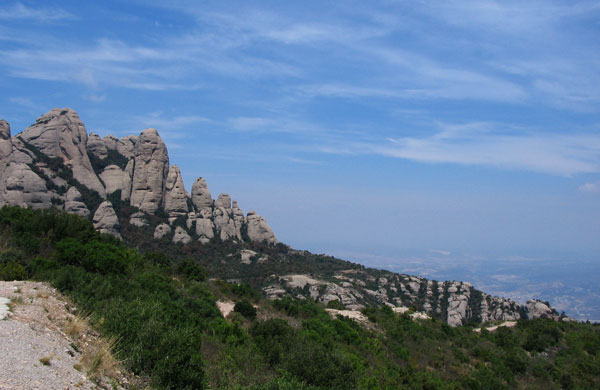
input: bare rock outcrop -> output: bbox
[1,109,280,246]
[127,129,169,214]
[191,177,213,210]
[215,193,232,209]
[164,165,189,221]
[92,201,121,238]
[99,165,124,194]
[172,226,191,244]
[154,223,171,239]
[116,135,137,159]
[246,211,277,244]
[63,187,90,217]
[120,159,134,201]
[129,212,147,227]
[86,133,108,160]
[0,120,12,178]
[195,217,215,244]
[18,108,105,197]
[103,135,119,150]
[526,299,560,319]
[213,208,241,241]
[0,163,53,209]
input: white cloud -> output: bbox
[579,182,600,193]
[8,96,36,108]
[317,122,600,176]
[0,2,75,21]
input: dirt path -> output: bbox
[0,281,133,390]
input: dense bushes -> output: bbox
[1,206,599,390]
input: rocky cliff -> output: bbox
[0,108,277,244]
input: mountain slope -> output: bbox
[0,108,563,326]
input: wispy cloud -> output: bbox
[317,122,600,176]
[0,2,75,21]
[579,182,600,193]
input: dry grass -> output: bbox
[62,314,122,383]
[63,314,91,342]
[39,355,53,366]
[36,291,49,299]
[80,337,120,381]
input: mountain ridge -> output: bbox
[0,107,566,326]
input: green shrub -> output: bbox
[326,299,345,310]
[235,299,257,320]
[0,261,28,280]
[175,258,207,282]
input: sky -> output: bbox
[1,1,599,277]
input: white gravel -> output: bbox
[0,282,94,390]
[0,297,10,320]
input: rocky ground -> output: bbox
[0,281,135,390]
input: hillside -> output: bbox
[0,108,565,327]
[0,206,599,390]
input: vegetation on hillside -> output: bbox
[0,206,598,390]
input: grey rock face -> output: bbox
[172,226,191,244]
[0,120,13,178]
[213,206,241,241]
[128,128,169,214]
[240,249,257,264]
[215,193,232,209]
[163,165,189,220]
[99,165,124,194]
[129,211,147,227]
[92,201,121,238]
[86,133,108,160]
[246,211,277,244]
[64,187,90,217]
[191,177,213,210]
[0,163,53,209]
[232,200,245,227]
[8,137,34,164]
[526,300,559,319]
[19,108,105,197]
[195,217,215,244]
[0,120,12,155]
[116,135,137,159]
[154,223,171,239]
[120,159,134,201]
[103,135,118,150]
[446,282,471,327]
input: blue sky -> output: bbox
[1,1,599,267]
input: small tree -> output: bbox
[234,298,257,320]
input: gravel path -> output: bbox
[0,282,95,390]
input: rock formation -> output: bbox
[163,165,189,222]
[103,135,118,150]
[99,165,124,194]
[129,212,147,227]
[18,108,105,196]
[0,163,53,209]
[154,223,171,239]
[191,178,213,210]
[0,108,280,246]
[116,135,137,159]
[92,201,121,238]
[86,133,108,160]
[0,120,12,178]
[127,128,169,214]
[246,211,278,244]
[172,226,191,244]
[64,187,90,217]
